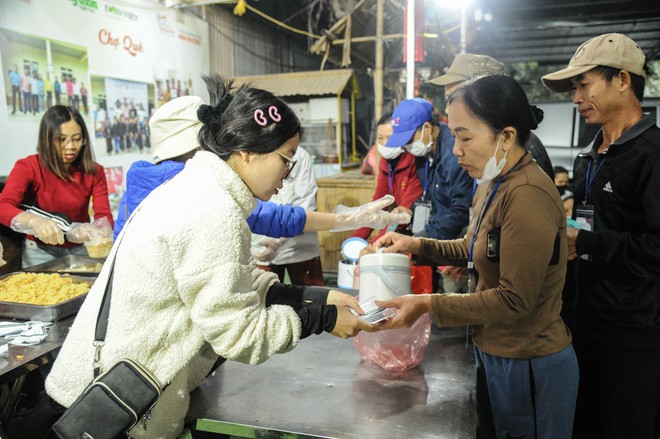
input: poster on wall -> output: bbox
[0,0,210,189]
[1,28,90,121]
[91,76,154,158]
[104,166,125,220]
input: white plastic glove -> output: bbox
[10,211,65,245]
[251,238,286,262]
[67,217,114,244]
[66,222,97,244]
[330,194,412,232]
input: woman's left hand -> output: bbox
[375,294,433,330]
[327,289,364,315]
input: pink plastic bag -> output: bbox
[353,313,432,371]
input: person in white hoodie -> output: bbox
[46,74,378,438]
[251,146,326,285]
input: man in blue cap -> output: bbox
[386,97,472,250]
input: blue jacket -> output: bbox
[114,160,306,239]
[415,122,473,240]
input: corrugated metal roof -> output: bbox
[232,69,360,99]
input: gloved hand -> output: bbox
[67,217,113,244]
[330,194,412,232]
[66,222,97,244]
[0,242,6,268]
[251,238,286,262]
[10,212,65,245]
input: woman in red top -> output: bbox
[0,105,114,268]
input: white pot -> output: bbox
[358,253,411,302]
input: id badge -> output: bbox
[576,205,595,261]
[575,205,594,231]
[412,202,432,234]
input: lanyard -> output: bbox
[467,160,521,273]
[584,156,606,204]
[468,179,503,271]
[421,160,430,200]
[387,162,394,195]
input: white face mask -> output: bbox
[476,134,507,185]
[405,125,434,157]
[377,143,404,160]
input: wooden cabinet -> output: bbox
[316,170,376,272]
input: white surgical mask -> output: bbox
[476,134,507,186]
[377,143,404,160]
[405,126,434,157]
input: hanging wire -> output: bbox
[243,3,322,39]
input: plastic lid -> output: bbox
[341,237,368,262]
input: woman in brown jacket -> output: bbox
[371,75,578,439]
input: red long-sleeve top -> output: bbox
[352,151,423,243]
[0,154,114,248]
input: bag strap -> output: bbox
[92,253,117,378]
[91,203,140,378]
[90,177,175,378]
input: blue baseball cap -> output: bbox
[385,98,433,147]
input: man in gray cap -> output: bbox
[431,53,555,180]
[543,33,660,439]
[429,53,505,96]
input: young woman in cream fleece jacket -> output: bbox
[46,75,377,438]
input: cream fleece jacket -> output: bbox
[46,151,302,438]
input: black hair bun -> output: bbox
[197,104,216,125]
[529,105,544,129]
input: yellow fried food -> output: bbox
[85,240,112,258]
[0,273,90,305]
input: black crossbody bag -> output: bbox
[52,228,166,438]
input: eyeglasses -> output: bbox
[273,149,297,179]
[56,136,86,147]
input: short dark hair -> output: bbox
[553,166,569,175]
[448,75,543,146]
[37,105,95,181]
[376,112,392,128]
[590,65,646,102]
[198,74,301,160]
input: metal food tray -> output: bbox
[24,255,104,276]
[0,272,94,321]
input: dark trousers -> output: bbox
[258,257,324,286]
[11,85,20,112]
[572,334,660,439]
[22,91,30,113]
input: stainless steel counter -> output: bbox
[0,316,72,426]
[0,316,72,385]
[188,325,476,439]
